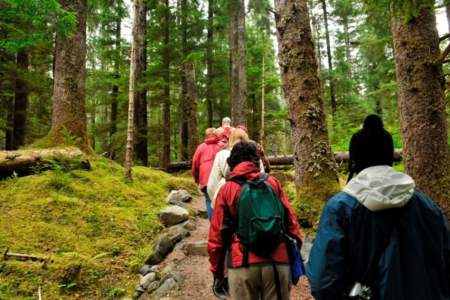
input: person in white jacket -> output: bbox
[207,128,265,207]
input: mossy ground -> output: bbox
[0,158,197,300]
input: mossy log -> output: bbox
[167,150,402,172]
[0,147,91,178]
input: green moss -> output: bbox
[0,157,197,299]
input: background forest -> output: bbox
[1,0,450,299]
[3,0,449,165]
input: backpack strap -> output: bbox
[271,261,283,300]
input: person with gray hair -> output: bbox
[220,117,233,140]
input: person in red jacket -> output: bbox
[192,128,223,220]
[208,142,302,300]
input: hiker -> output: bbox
[191,128,222,220]
[307,114,450,300]
[236,124,271,173]
[208,142,302,300]
[347,114,393,182]
[207,128,265,207]
[220,117,233,140]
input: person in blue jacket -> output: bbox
[307,114,450,300]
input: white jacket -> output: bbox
[207,148,265,207]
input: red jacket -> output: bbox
[208,161,302,279]
[191,135,222,190]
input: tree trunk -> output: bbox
[133,2,148,166]
[161,0,171,169]
[206,0,214,127]
[260,54,265,146]
[185,62,198,157]
[110,13,121,160]
[125,0,145,180]
[5,98,14,150]
[0,147,90,178]
[391,8,450,218]
[50,0,88,151]
[274,0,339,203]
[343,16,351,64]
[446,2,450,34]
[309,0,322,72]
[12,48,29,150]
[180,0,189,161]
[320,0,337,117]
[229,0,247,126]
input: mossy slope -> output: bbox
[0,158,197,300]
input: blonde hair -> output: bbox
[228,128,249,148]
[205,128,215,136]
[214,127,224,137]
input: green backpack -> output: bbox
[232,173,286,262]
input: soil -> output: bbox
[156,196,314,300]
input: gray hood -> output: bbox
[344,166,415,212]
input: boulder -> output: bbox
[159,206,189,226]
[153,278,178,298]
[182,241,208,256]
[145,234,174,265]
[196,207,208,219]
[166,190,192,205]
[181,219,197,231]
[138,264,152,276]
[167,225,190,244]
[140,272,158,290]
[145,280,160,293]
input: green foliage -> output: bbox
[363,0,434,22]
[0,157,197,299]
[0,0,76,51]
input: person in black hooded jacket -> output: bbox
[347,115,394,182]
[307,114,450,300]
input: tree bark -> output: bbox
[161,0,171,169]
[110,12,121,160]
[50,0,88,151]
[5,98,14,150]
[260,54,265,146]
[133,2,148,166]
[125,0,145,180]
[206,0,214,127]
[180,0,189,161]
[320,0,337,117]
[185,63,198,157]
[12,48,29,150]
[391,8,450,218]
[0,147,90,178]
[446,2,450,34]
[274,0,339,203]
[229,0,247,126]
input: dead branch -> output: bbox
[438,43,450,65]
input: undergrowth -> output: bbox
[0,157,197,299]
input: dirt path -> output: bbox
[157,196,314,300]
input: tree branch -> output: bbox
[438,43,450,65]
[440,33,450,42]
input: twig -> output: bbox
[3,248,47,263]
[38,286,42,300]
[437,43,450,65]
[440,33,450,42]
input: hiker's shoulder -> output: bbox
[324,192,358,214]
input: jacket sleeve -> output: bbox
[306,199,350,300]
[208,184,230,279]
[207,153,222,202]
[191,146,201,184]
[443,212,450,288]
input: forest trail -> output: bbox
[148,196,314,300]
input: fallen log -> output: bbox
[167,150,402,172]
[0,147,91,178]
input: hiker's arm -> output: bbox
[307,200,349,300]
[208,186,229,279]
[207,154,221,201]
[191,147,201,184]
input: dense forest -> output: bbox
[1,0,450,298]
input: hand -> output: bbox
[212,278,227,300]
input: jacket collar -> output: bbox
[229,161,260,180]
[204,134,219,144]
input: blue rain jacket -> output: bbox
[307,166,450,300]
